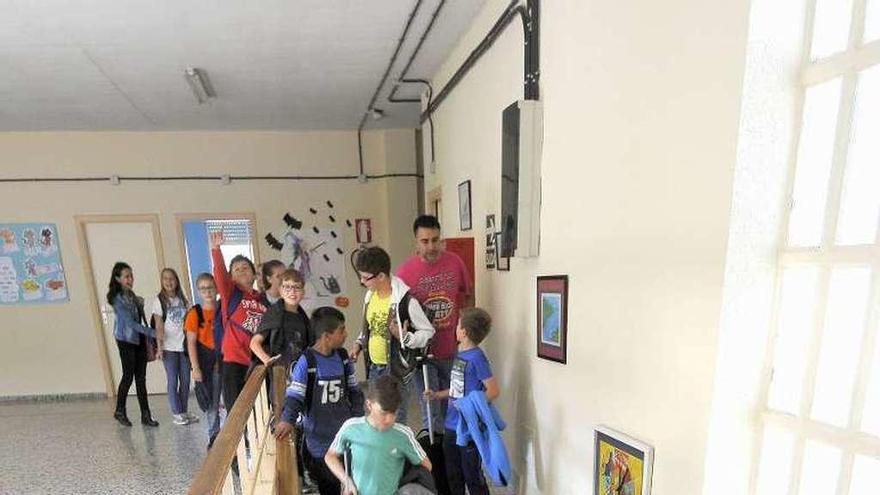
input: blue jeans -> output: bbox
[162,350,191,415]
[368,363,412,424]
[413,358,453,433]
[205,367,222,440]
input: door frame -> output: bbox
[75,214,165,397]
[174,212,259,303]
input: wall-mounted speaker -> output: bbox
[500,100,543,259]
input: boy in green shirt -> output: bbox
[325,375,432,495]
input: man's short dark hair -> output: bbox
[413,215,441,235]
[311,306,345,338]
[355,246,391,276]
[367,374,402,412]
[460,307,492,344]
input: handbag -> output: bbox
[144,337,159,362]
[136,297,160,362]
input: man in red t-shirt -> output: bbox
[396,215,473,432]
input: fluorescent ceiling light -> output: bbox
[184,67,217,104]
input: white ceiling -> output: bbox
[0,0,486,130]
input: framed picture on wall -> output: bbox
[594,426,654,495]
[536,275,568,363]
[458,180,472,231]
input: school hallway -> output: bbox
[5,0,878,493]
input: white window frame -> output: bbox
[755,0,880,493]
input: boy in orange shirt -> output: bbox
[185,272,221,448]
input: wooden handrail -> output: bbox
[188,365,299,495]
[273,366,299,494]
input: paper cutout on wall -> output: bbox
[266,206,353,310]
[0,223,69,305]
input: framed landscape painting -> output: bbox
[536,275,567,363]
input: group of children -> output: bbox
[108,217,506,495]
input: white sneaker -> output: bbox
[185,412,200,423]
[172,414,189,425]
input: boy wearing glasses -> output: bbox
[185,273,221,447]
[350,246,434,424]
[251,268,312,367]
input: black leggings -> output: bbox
[115,339,151,416]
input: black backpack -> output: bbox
[190,304,206,327]
[149,296,168,329]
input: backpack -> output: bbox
[263,303,312,362]
[303,347,353,410]
[185,303,208,342]
[191,303,205,327]
[149,296,168,330]
[388,293,429,383]
[213,289,243,355]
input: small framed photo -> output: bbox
[536,275,567,363]
[485,214,497,270]
[354,218,372,244]
[594,426,654,495]
[458,180,472,231]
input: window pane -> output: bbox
[860,319,880,437]
[768,266,820,413]
[798,440,841,495]
[850,455,880,495]
[836,66,880,245]
[811,266,872,426]
[866,0,880,42]
[755,426,794,495]
[810,0,853,59]
[787,78,842,247]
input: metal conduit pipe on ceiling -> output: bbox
[419,0,540,123]
[356,0,426,178]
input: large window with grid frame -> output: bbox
[753,1,880,494]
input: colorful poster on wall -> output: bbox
[594,426,654,495]
[0,223,69,304]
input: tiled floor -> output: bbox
[0,394,512,495]
[0,396,208,495]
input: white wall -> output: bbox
[0,129,418,397]
[422,0,751,492]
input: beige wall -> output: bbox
[423,0,750,493]
[0,129,418,397]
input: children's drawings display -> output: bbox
[264,205,352,310]
[0,223,69,304]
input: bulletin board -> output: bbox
[0,223,69,304]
